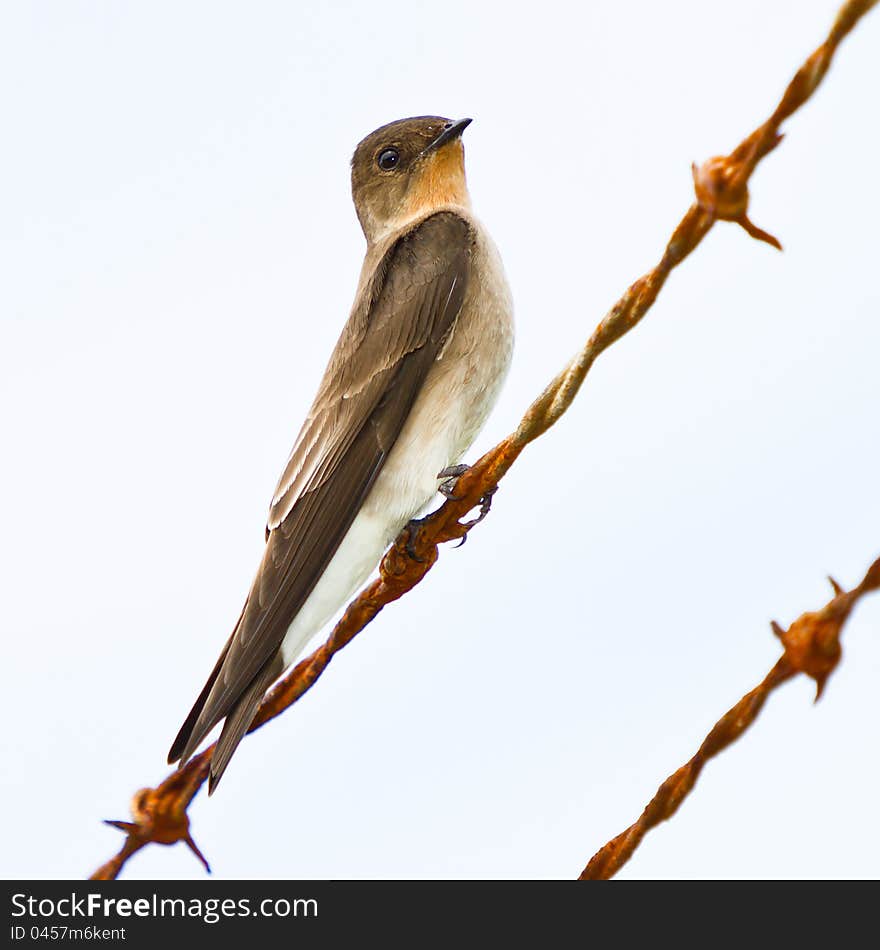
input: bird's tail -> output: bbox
[168,600,284,793]
[206,657,283,794]
[167,632,234,767]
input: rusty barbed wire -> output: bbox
[580,555,880,880]
[90,0,878,880]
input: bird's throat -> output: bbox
[399,142,471,223]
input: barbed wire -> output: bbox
[90,0,878,880]
[580,555,880,880]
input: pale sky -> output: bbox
[2,0,878,880]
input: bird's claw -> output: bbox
[433,462,498,548]
[469,486,497,527]
[438,464,470,479]
[452,486,498,547]
[403,518,428,562]
[437,463,470,501]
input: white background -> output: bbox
[2,0,878,880]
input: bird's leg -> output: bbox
[437,464,470,500]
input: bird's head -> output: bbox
[351,116,472,244]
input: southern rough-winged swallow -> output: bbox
[168,116,514,792]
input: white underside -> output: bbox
[278,506,399,666]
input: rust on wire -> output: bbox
[90,0,878,880]
[580,556,880,880]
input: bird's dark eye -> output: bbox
[377,147,400,171]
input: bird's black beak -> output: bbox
[423,117,473,155]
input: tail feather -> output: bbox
[168,632,234,766]
[207,657,283,794]
[169,597,285,790]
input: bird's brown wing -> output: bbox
[168,212,473,786]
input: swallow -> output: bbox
[168,115,514,792]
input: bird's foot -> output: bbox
[400,467,498,558]
[437,463,470,501]
[402,516,430,563]
[437,463,499,545]
[452,486,497,546]
[467,486,497,527]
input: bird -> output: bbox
[168,115,515,792]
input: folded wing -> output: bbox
[168,212,473,789]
